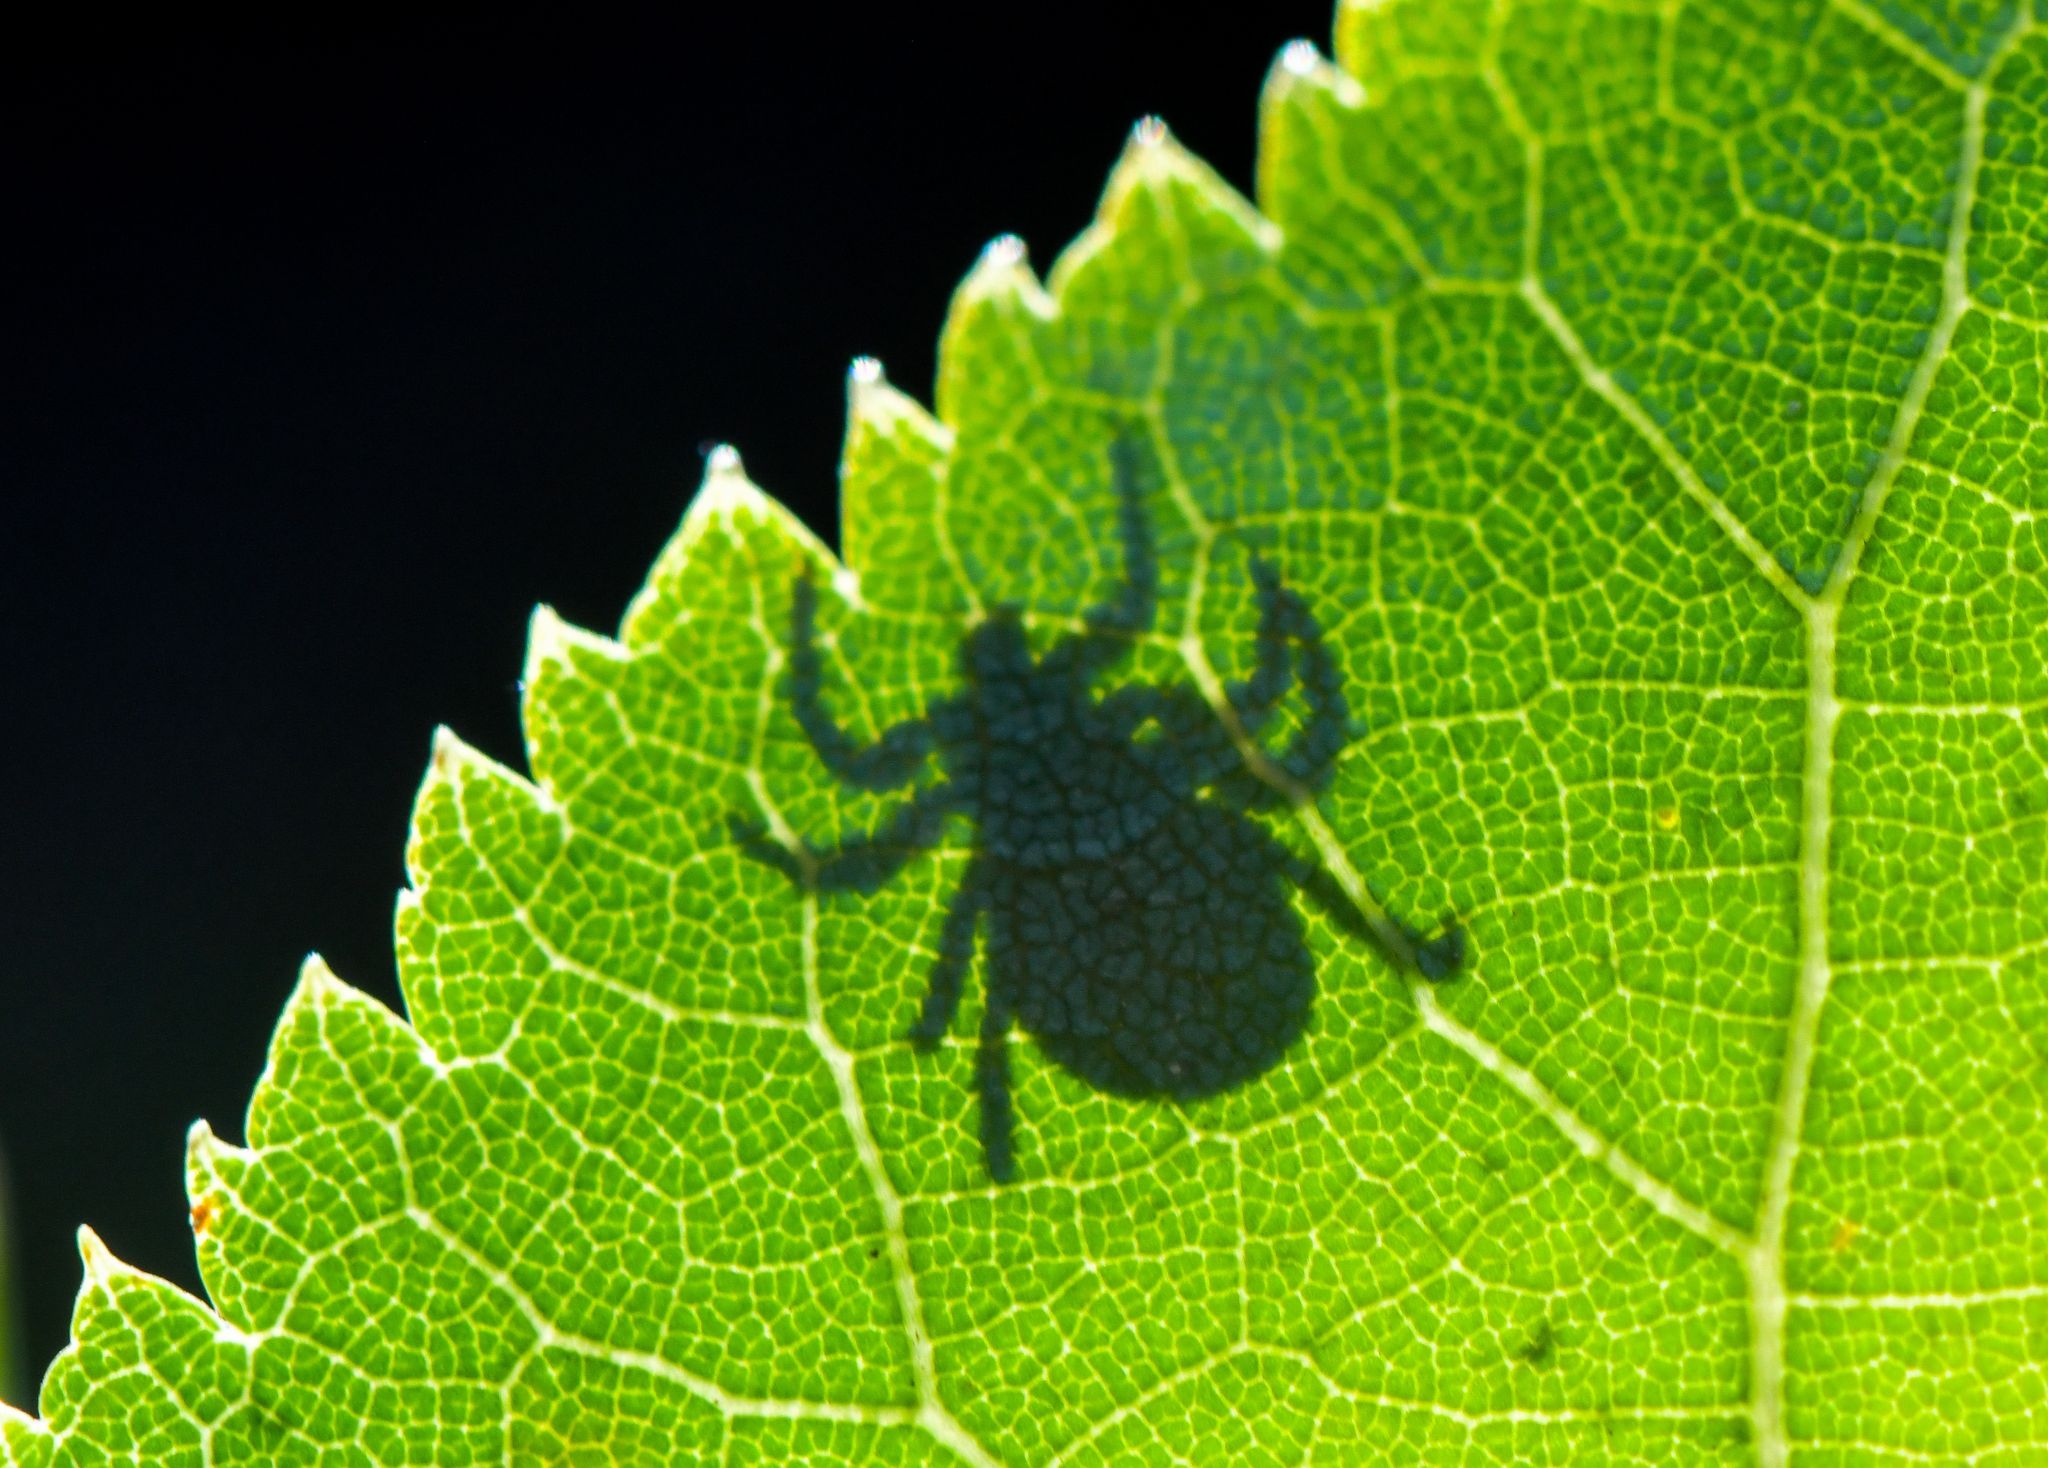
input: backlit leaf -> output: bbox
[6,3,2046,1463]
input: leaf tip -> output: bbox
[290,952,346,1008]
[184,1125,242,1242]
[957,233,1055,319]
[982,232,1027,269]
[524,603,572,682]
[1279,38,1321,75]
[1265,38,1366,108]
[846,355,900,419]
[428,722,462,773]
[684,443,777,530]
[846,354,951,448]
[422,727,549,828]
[1108,113,1196,191]
[74,1228,120,1288]
[675,441,836,578]
[522,606,626,695]
[185,1119,248,1174]
[1127,113,1174,151]
[1087,108,1279,270]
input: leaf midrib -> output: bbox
[500,13,2028,1466]
[1123,10,2027,1465]
[1740,17,2022,1465]
[1466,9,2026,1464]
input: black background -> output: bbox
[0,1,1331,1400]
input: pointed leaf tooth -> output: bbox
[184,1119,250,1176]
[69,1229,218,1337]
[1129,112,1170,147]
[1102,108,1275,242]
[845,354,952,449]
[673,442,836,568]
[678,439,787,556]
[425,725,543,807]
[288,952,346,1010]
[244,956,345,1148]
[524,601,572,683]
[74,1228,122,1290]
[283,952,408,1032]
[183,1122,245,1251]
[953,233,1056,320]
[1265,37,1367,110]
[685,441,773,528]
[1045,111,1277,303]
[523,603,626,692]
[937,236,1059,424]
[1257,32,1416,309]
[839,355,964,609]
[185,1118,224,1172]
[616,441,845,739]
[520,604,618,773]
[427,722,468,780]
[840,354,951,603]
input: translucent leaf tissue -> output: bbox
[5,2,2046,1463]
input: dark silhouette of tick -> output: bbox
[740,432,1461,1181]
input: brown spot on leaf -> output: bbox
[190,1198,221,1237]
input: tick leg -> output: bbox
[976,987,1018,1183]
[1269,591,1348,787]
[735,778,958,893]
[1235,556,1348,791]
[1409,920,1467,981]
[1281,848,1469,984]
[909,864,983,1046]
[1047,427,1159,680]
[788,570,934,792]
[1230,555,1303,735]
[1085,432,1158,638]
[813,780,959,891]
[1103,557,1341,794]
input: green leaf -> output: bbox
[7,2,2048,1463]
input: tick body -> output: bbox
[746,433,1429,1180]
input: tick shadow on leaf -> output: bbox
[733,430,1464,1181]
